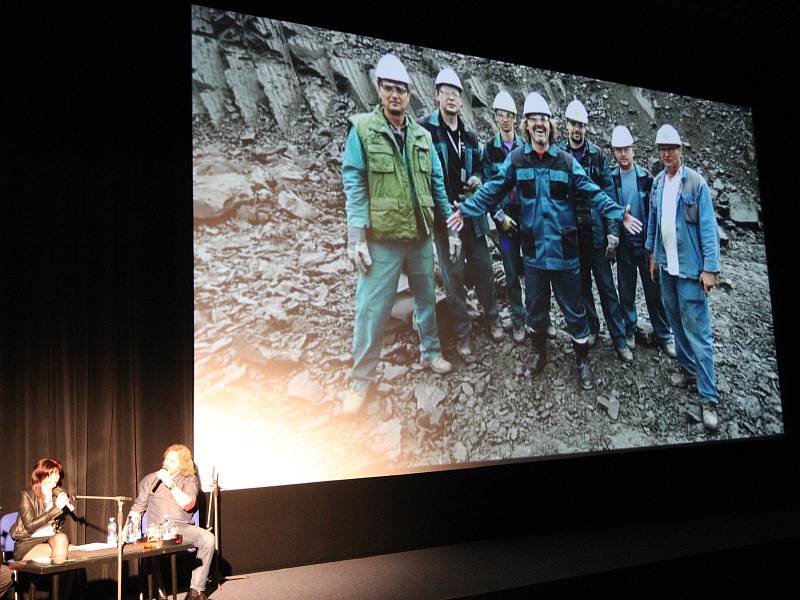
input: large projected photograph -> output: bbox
[192,6,783,490]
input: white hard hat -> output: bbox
[522,92,551,117]
[565,99,588,124]
[655,124,683,146]
[611,125,635,148]
[492,90,517,114]
[375,54,411,85]
[435,67,463,91]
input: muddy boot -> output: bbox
[524,331,548,378]
[573,339,594,390]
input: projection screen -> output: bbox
[192,6,783,490]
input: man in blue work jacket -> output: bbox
[481,90,527,343]
[606,125,676,358]
[420,68,504,362]
[341,54,464,415]
[645,124,721,431]
[448,92,625,390]
[558,100,632,363]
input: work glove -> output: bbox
[448,228,462,263]
[347,226,373,274]
[493,209,518,234]
[458,175,482,201]
[605,235,619,263]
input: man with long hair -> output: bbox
[129,444,215,599]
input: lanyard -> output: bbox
[445,126,462,159]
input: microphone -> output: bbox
[151,467,167,493]
[54,487,76,512]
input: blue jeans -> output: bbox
[578,235,601,336]
[524,265,589,340]
[434,223,499,340]
[351,237,442,388]
[617,242,671,342]
[590,249,628,349]
[498,229,525,327]
[659,270,719,403]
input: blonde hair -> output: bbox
[163,444,196,477]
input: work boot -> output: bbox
[546,313,557,339]
[456,337,473,361]
[422,354,453,374]
[615,346,634,363]
[625,332,636,350]
[660,339,677,358]
[670,367,697,391]
[188,590,208,600]
[342,384,369,415]
[489,319,504,342]
[513,323,526,344]
[573,340,594,390]
[702,403,720,432]
[523,332,548,377]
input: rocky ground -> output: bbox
[191,7,782,485]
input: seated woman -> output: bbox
[11,458,73,564]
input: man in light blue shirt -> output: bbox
[606,125,674,357]
[645,125,721,431]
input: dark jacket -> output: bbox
[419,109,489,237]
[11,489,67,560]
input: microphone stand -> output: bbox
[204,469,244,588]
[75,495,132,600]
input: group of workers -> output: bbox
[341,54,721,432]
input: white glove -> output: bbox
[448,229,462,263]
[347,226,373,274]
[605,234,619,263]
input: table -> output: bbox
[10,541,194,600]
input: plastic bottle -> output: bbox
[162,515,173,540]
[107,517,118,545]
[125,515,138,542]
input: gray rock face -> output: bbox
[415,380,447,413]
[728,193,760,229]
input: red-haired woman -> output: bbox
[11,458,73,563]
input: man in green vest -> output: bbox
[341,53,463,415]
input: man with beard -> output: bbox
[420,68,504,362]
[606,125,676,357]
[448,92,624,390]
[341,54,463,415]
[482,91,557,344]
[645,124,721,431]
[558,100,632,362]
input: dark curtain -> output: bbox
[0,7,192,560]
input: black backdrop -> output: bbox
[2,1,798,588]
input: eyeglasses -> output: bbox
[526,114,549,123]
[567,119,587,129]
[495,110,515,120]
[438,86,461,99]
[380,83,409,97]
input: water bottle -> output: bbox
[125,515,138,542]
[162,515,173,540]
[107,517,118,545]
